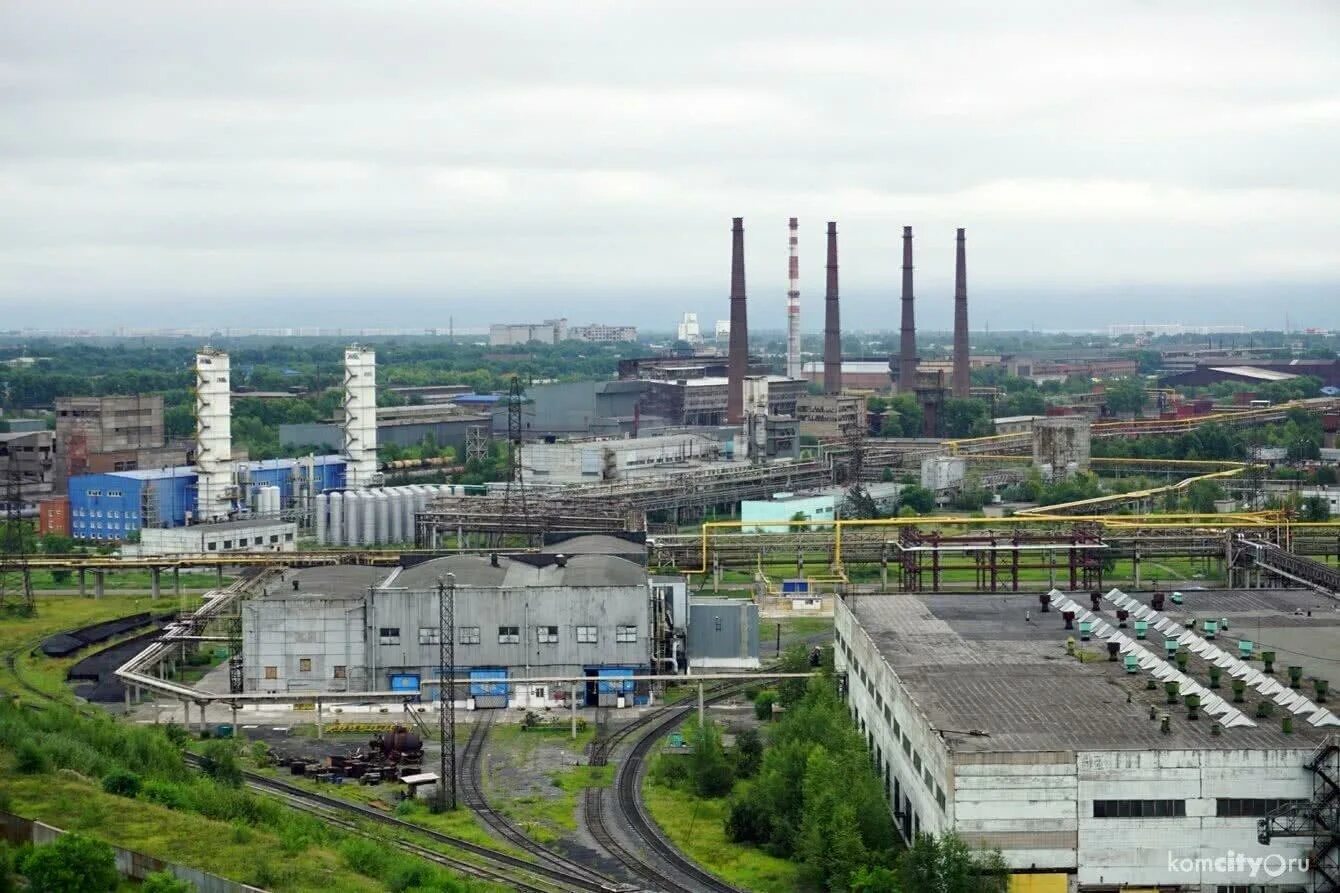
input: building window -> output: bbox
[270,535,279,543]
[616,625,637,643]
[285,533,294,542]
[207,542,217,551]
[298,658,312,673]
[1215,798,1306,818]
[333,665,347,679]
[459,626,481,645]
[418,628,440,645]
[576,625,598,644]
[1093,799,1186,818]
[378,627,401,645]
[936,785,946,811]
[498,626,520,644]
[264,666,278,679]
[536,625,559,644]
[223,540,233,549]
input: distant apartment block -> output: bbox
[488,318,568,346]
[569,323,638,344]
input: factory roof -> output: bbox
[801,361,890,375]
[1207,365,1299,382]
[104,466,199,481]
[263,565,387,599]
[847,588,1340,754]
[389,552,648,590]
[678,375,799,387]
[157,518,294,532]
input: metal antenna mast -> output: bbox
[436,574,457,812]
[0,442,36,616]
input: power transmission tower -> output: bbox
[436,574,457,812]
[0,443,36,616]
[464,425,488,465]
[501,377,529,520]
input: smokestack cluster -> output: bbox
[823,222,841,395]
[952,228,970,398]
[726,217,748,424]
[897,226,918,395]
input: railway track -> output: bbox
[583,684,750,893]
[185,755,613,893]
[458,711,630,891]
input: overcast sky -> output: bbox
[2,1,1337,332]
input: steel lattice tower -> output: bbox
[501,377,529,522]
[0,443,36,616]
[436,575,457,812]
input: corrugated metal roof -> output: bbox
[1207,366,1298,382]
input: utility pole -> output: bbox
[0,442,38,617]
[436,574,457,812]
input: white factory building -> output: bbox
[836,587,1339,893]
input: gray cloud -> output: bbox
[1,0,1338,330]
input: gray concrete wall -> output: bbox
[687,599,759,665]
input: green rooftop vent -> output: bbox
[1237,639,1253,659]
[1261,651,1276,674]
[1202,619,1218,639]
[1232,679,1246,703]
[1164,681,1179,704]
[1208,665,1222,689]
[1134,619,1149,639]
[1170,591,1184,605]
[1124,654,1138,674]
[1288,666,1303,689]
[1078,620,1093,642]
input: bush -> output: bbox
[734,728,763,778]
[140,780,189,811]
[687,720,734,798]
[14,741,48,774]
[198,740,242,787]
[340,837,393,879]
[17,834,119,893]
[100,769,142,798]
[649,752,691,790]
[753,691,777,721]
[141,871,195,893]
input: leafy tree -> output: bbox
[1104,377,1147,416]
[100,769,142,797]
[898,486,936,515]
[1300,495,1332,522]
[882,395,923,438]
[687,720,734,798]
[896,832,1010,893]
[942,398,992,438]
[17,834,119,893]
[1185,479,1226,513]
[733,728,764,778]
[753,690,777,721]
[198,740,242,787]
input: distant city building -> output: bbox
[1108,323,1249,337]
[676,313,702,345]
[568,323,638,343]
[488,318,568,346]
[714,319,730,342]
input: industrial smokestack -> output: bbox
[897,226,918,395]
[785,217,800,380]
[952,228,970,398]
[727,217,748,424]
[823,222,841,395]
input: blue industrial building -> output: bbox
[69,456,346,541]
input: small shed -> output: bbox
[401,772,440,800]
[687,599,760,669]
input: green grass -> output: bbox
[1,770,382,892]
[481,725,604,846]
[28,570,226,591]
[642,780,803,893]
[1,593,204,705]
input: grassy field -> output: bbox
[1,763,382,892]
[482,722,605,845]
[28,569,227,591]
[643,779,803,893]
[0,593,204,705]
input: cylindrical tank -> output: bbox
[345,491,362,546]
[374,489,390,545]
[361,490,376,547]
[388,489,404,544]
[266,485,281,518]
[328,491,343,547]
[399,488,414,543]
[315,493,328,545]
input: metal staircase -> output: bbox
[1259,735,1340,892]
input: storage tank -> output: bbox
[362,490,376,546]
[315,493,328,545]
[373,489,390,545]
[345,491,362,546]
[400,487,415,543]
[388,488,404,544]
[328,491,343,547]
[265,485,282,518]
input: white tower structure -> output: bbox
[785,217,801,379]
[342,346,378,489]
[194,349,234,522]
[676,312,702,345]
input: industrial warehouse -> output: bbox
[836,586,1339,891]
[240,533,757,704]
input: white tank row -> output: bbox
[315,485,463,547]
[249,485,282,518]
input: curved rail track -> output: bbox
[583,684,750,893]
[185,755,616,893]
[458,711,630,891]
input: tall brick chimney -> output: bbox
[952,227,970,398]
[897,226,918,395]
[727,217,748,424]
[823,222,841,395]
